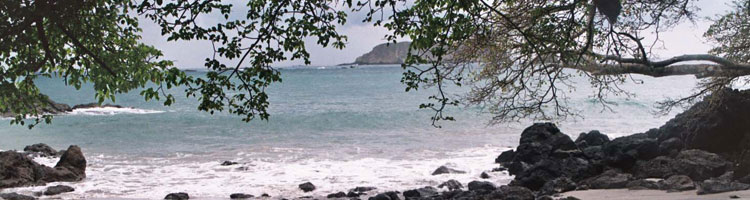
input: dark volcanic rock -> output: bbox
[632,156,676,179]
[583,170,633,189]
[221,161,238,166]
[657,89,750,154]
[486,186,535,200]
[480,172,491,179]
[369,191,400,200]
[431,166,466,175]
[512,157,599,190]
[581,145,605,161]
[71,103,123,109]
[403,186,437,198]
[0,151,45,188]
[539,177,577,195]
[662,175,695,192]
[326,192,346,198]
[164,192,189,200]
[468,181,497,191]
[23,143,58,157]
[602,133,658,169]
[43,185,74,196]
[495,149,516,164]
[437,179,463,191]
[230,193,254,199]
[658,137,683,156]
[697,174,750,195]
[575,130,610,148]
[352,186,377,192]
[514,123,577,164]
[626,179,661,190]
[673,149,731,181]
[299,182,316,192]
[0,193,37,200]
[43,145,87,183]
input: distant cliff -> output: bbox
[353,41,411,65]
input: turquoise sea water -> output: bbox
[0,66,698,199]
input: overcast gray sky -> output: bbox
[138,0,736,69]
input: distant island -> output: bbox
[341,41,411,65]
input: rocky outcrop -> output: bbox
[1,98,71,118]
[0,145,86,189]
[431,165,466,175]
[43,185,75,196]
[353,42,411,65]
[23,143,60,157]
[71,103,123,110]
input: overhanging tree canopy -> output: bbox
[1,0,748,128]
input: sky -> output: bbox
[137,0,736,69]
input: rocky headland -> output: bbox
[347,42,411,65]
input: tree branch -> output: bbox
[56,24,117,77]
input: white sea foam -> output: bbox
[3,146,513,199]
[67,107,164,116]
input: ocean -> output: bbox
[0,65,698,199]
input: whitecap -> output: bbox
[67,107,164,116]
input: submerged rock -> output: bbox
[299,182,316,192]
[403,186,437,198]
[326,192,347,198]
[164,192,189,200]
[0,193,37,200]
[431,166,466,175]
[23,143,58,157]
[230,193,254,199]
[438,179,463,191]
[480,172,491,179]
[43,185,74,196]
[71,103,123,109]
[369,191,400,200]
[351,186,377,192]
[221,161,238,166]
[468,181,496,191]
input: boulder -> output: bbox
[632,156,676,179]
[0,193,37,200]
[347,191,361,197]
[43,145,86,182]
[351,186,377,193]
[480,172,491,179]
[164,192,189,200]
[657,89,750,154]
[495,149,516,164]
[221,161,238,166]
[583,170,633,189]
[580,145,605,161]
[673,149,731,181]
[326,192,346,198]
[626,179,661,190]
[512,157,599,190]
[402,186,437,198]
[230,193,254,199]
[575,130,610,148]
[43,185,74,196]
[299,182,316,192]
[369,191,400,200]
[431,166,466,175]
[23,144,58,157]
[0,151,45,188]
[514,123,578,164]
[71,103,123,109]
[661,175,695,192]
[697,173,750,195]
[539,177,577,195]
[468,181,496,191]
[602,133,658,169]
[658,138,683,156]
[437,179,463,191]
[487,185,535,200]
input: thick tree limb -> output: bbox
[567,54,750,77]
